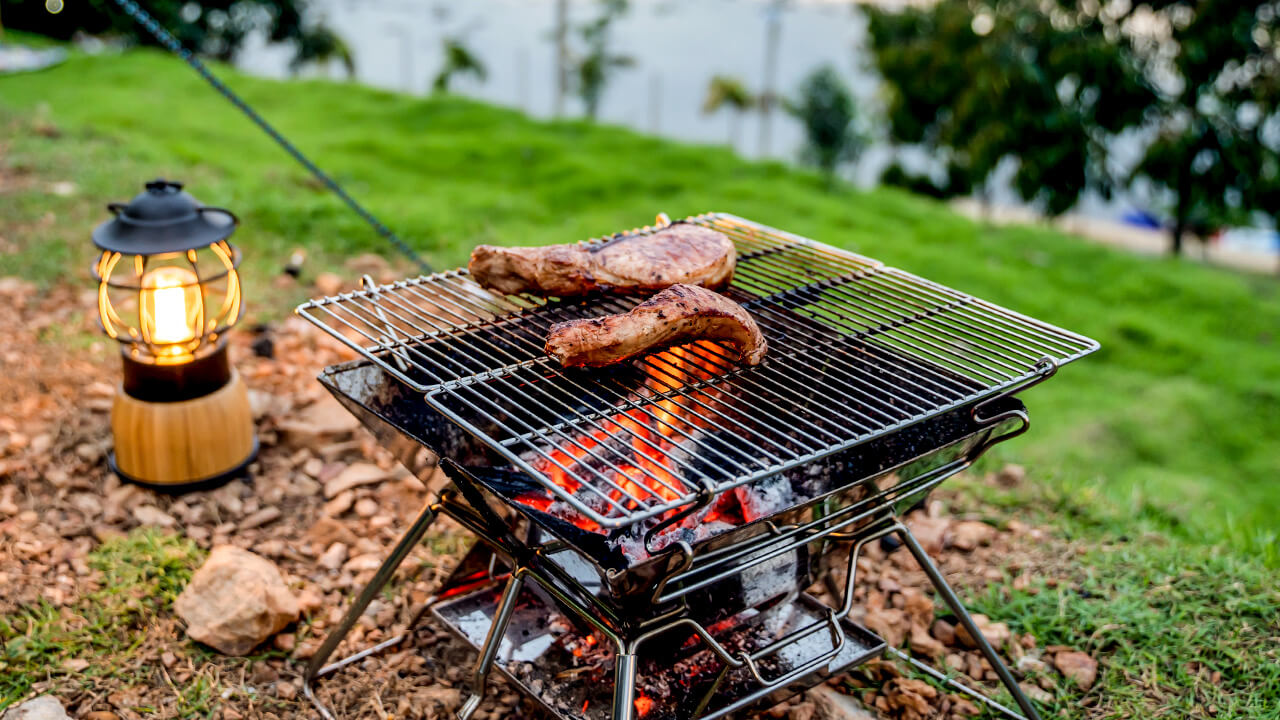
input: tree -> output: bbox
[1126,2,1280,254]
[432,36,486,94]
[702,75,755,148]
[574,0,632,120]
[288,25,354,78]
[867,2,1151,215]
[1,0,343,68]
[866,1,1280,255]
[787,65,866,187]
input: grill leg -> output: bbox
[303,499,440,720]
[458,571,525,720]
[612,650,639,720]
[895,526,1042,720]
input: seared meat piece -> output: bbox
[468,224,735,297]
[545,284,768,367]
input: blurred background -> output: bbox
[5,0,1279,266]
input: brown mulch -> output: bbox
[0,275,1096,720]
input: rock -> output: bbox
[131,505,176,528]
[323,463,389,499]
[807,685,878,720]
[1016,654,1047,673]
[931,619,956,646]
[276,680,297,701]
[904,513,949,554]
[420,687,462,711]
[175,546,299,656]
[996,464,1026,487]
[787,701,817,720]
[273,633,296,652]
[343,553,384,573]
[1053,650,1098,691]
[954,615,1011,651]
[1,696,71,720]
[307,517,358,548]
[900,588,934,628]
[83,713,120,720]
[884,677,936,716]
[950,521,997,551]
[908,625,946,659]
[344,253,393,282]
[318,542,348,570]
[862,607,907,649]
[1019,683,1053,704]
[322,491,354,517]
[314,272,344,296]
[277,396,360,447]
[238,507,281,530]
[354,497,378,518]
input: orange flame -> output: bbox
[526,342,737,533]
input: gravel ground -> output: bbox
[0,275,1094,720]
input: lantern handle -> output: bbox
[197,206,240,228]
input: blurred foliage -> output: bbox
[702,74,755,146]
[432,36,486,94]
[574,0,632,120]
[787,65,867,187]
[0,0,346,71]
[866,1,1280,254]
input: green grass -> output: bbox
[3,48,1276,558]
[0,530,204,708]
[1,46,1279,716]
[967,542,1280,718]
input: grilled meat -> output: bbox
[545,284,768,367]
[468,224,736,297]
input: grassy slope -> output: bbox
[3,51,1277,557]
[2,48,1279,718]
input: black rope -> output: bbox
[109,0,432,274]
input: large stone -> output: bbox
[175,546,299,656]
[1,696,71,720]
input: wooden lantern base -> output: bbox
[110,370,257,492]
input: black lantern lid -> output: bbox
[92,179,238,255]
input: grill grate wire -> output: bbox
[298,213,1097,529]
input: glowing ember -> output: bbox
[517,340,797,561]
[634,695,654,717]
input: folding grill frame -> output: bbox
[297,214,1098,720]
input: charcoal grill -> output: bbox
[296,213,1097,720]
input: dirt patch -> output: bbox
[0,277,1095,720]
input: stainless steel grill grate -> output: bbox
[297,213,1097,529]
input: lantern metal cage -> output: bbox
[93,240,244,364]
[91,179,256,492]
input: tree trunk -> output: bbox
[758,1,783,157]
[1169,149,1194,256]
[553,0,569,117]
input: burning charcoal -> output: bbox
[734,474,794,523]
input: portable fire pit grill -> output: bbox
[295,213,1097,720]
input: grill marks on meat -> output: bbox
[545,284,768,368]
[468,224,736,297]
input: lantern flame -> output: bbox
[141,266,201,361]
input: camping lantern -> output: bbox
[92,179,256,491]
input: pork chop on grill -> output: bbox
[545,284,768,367]
[468,224,736,297]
